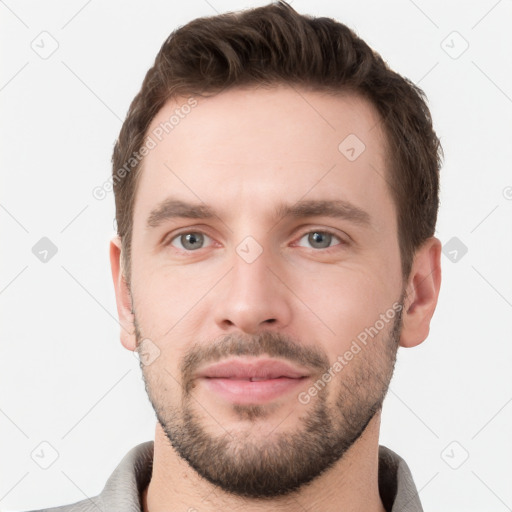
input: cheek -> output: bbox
[291,264,393,349]
[132,260,215,341]
[132,266,211,378]
[141,357,183,414]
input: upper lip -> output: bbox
[196,358,310,380]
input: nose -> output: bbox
[213,243,293,334]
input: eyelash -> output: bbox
[163,228,348,253]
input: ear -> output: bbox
[109,235,137,351]
[400,236,442,348]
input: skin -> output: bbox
[110,85,442,512]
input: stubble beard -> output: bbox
[135,300,403,499]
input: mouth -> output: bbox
[195,357,311,404]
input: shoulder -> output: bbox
[378,444,423,512]
[19,497,103,512]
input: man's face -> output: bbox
[128,85,405,497]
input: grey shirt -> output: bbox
[26,441,423,512]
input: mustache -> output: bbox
[181,331,330,394]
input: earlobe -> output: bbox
[109,235,137,351]
[399,237,442,348]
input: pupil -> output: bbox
[184,233,202,249]
[310,232,330,248]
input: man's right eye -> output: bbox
[167,231,214,251]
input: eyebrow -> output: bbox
[146,198,372,229]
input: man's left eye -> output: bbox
[296,231,344,250]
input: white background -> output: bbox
[1,1,511,510]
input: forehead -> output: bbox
[133,85,394,232]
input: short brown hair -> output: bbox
[112,0,442,284]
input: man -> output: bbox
[30,1,442,511]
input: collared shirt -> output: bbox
[26,441,423,512]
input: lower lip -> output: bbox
[199,377,308,404]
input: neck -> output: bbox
[142,413,386,512]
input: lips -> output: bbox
[195,358,311,404]
[196,358,310,380]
